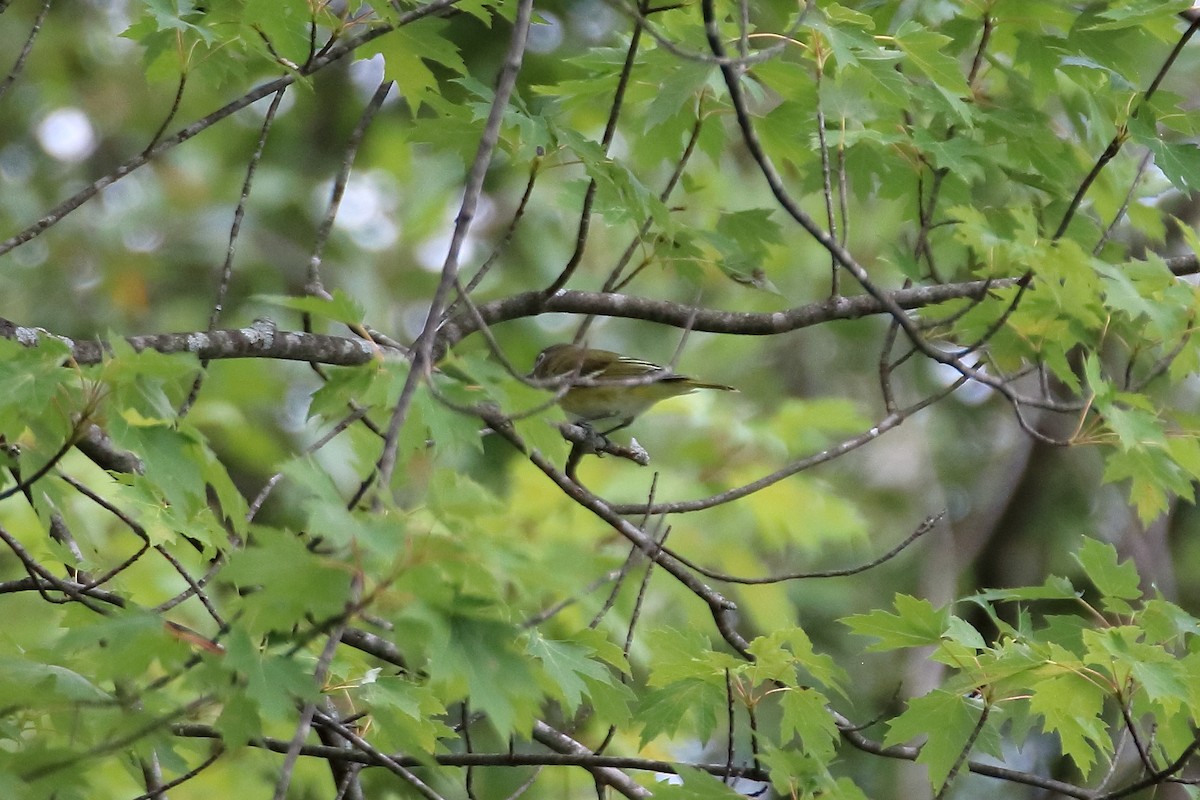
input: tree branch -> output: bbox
[0,317,396,367]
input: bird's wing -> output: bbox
[603,354,667,378]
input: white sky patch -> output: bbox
[528,11,564,53]
[122,226,165,253]
[931,360,995,405]
[348,55,398,103]
[0,144,35,183]
[316,170,402,251]
[36,108,97,163]
[568,0,618,41]
[242,90,295,123]
[101,171,149,214]
[9,236,48,269]
[415,229,479,272]
[413,194,495,272]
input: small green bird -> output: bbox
[531,343,735,432]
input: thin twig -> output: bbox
[667,513,942,585]
[1053,13,1200,241]
[374,0,534,493]
[543,5,646,296]
[0,0,51,102]
[179,87,288,418]
[0,0,462,258]
[307,79,395,295]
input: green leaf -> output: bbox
[1132,103,1200,191]
[842,594,949,651]
[255,290,365,325]
[416,387,485,461]
[1028,671,1111,774]
[1139,598,1200,642]
[1095,258,1177,336]
[552,124,671,229]
[427,613,540,738]
[244,0,316,66]
[1074,538,1141,614]
[883,690,987,791]
[777,687,838,760]
[651,766,746,798]
[1102,445,1191,523]
[360,677,454,755]
[1173,214,1200,260]
[222,526,352,632]
[966,576,1079,605]
[644,59,713,132]
[757,398,870,449]
[700,208,785,281]
[635,677,724,748]
[911,127,988,182]
[526,630,625,715]
[1083,627,1189,714]
[942,616,987,650]
[807,5,881,71]
[111,413,204,508]
[644,626,742,685]
[892,21,971,120]
[0,658,110,706]
[759,744,869,799]
[278,458,405,556]
[128,0,210,34]
[755,86,819,172]
[0,337,74,438]
[308,363,389,420]
[1089,1,1197,30]
[223,629,322,722]
[583,670,635,728]
[429,467,503,520]
[214,685,264,747]
[747,627,846,694]
[57,607,191,681]
[361,22,467,114]
[1103,404,1166,453]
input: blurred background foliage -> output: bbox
[2,0,1200,797]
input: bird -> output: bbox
[530,343,735,434]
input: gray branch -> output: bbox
[0,317,398,367]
